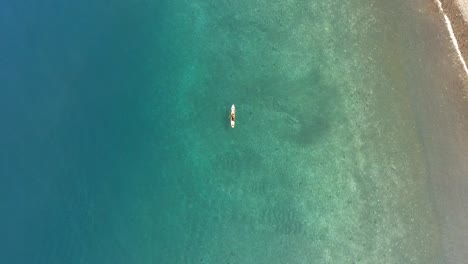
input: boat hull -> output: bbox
[231,104,235,128]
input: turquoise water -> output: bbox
[1,0,445,263]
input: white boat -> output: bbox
[230,104,235,128]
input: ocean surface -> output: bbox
[0,0,460,263]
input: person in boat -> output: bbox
[230,112,235,122]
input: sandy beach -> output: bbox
[455,0,468,21]
[437,0,468,79]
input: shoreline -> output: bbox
[411,1,468,262]
[435,0,468,79]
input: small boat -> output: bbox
[230,104,236,128]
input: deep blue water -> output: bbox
[0,1,177,263]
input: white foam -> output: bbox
[434,0,468,76]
